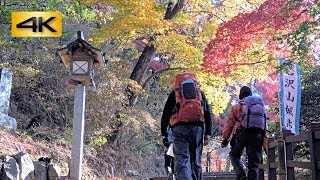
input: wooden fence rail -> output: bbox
[153,122,320,180]
[260,122,320,180]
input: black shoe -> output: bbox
[168,172,174,180]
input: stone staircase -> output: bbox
[150,172,236,180]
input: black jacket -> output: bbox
[161,91,212,136]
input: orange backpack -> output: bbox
[170,72,204,126]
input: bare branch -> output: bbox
[226,59,275,67]
[245,0,259,9]
[0,0,47,7]
[182,10,225,22]
[0,3,25,6]
[142,67,186,88]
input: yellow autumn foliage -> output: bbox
[80,0,269,116]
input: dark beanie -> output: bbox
[239,86,252,100]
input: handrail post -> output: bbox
[278,140,287,180]
[309,123,320,180]
[268,138,276,180]
[282,130,295,180]
[258,158,264,180]
[206,151,211,173]
[260,137,273,180]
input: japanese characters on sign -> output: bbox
[279,58,301,134]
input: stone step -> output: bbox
[203,172,237,180]
[149,177,167,180]
[150,172,236,180]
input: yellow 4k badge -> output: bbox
[12,12,62,37]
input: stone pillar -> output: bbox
[0,69,17,130]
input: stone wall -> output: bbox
[0,152,62,180]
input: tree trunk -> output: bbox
[129,0,185,84]
[128,0,185,105]
[129,36,156,85]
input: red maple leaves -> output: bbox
[203,0,312,76]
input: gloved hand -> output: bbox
[163,137,170,147]
[221,139,228,148]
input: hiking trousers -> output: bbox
[172,125,204,180]
[229,128,263,180]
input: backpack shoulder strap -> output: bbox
[246,107,251,129]
[234,103,245,123]
[264,113,270,132]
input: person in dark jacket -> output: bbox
[161,90,212,180]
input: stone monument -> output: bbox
[0,68,17,130]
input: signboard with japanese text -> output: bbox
[279,58,301,134]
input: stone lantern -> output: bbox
[57,31,106,89]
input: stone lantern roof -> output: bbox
[57,31,106,68]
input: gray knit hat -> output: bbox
[239,86,252,100]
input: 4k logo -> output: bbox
[12,12,62,37]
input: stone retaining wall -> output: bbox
[0,152,62,180]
